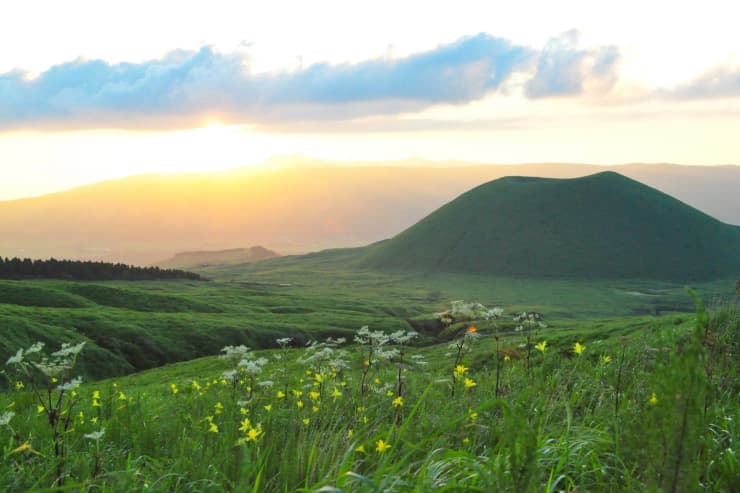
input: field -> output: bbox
[0,260,738,491]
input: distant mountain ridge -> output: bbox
[156,246,280,269]
[360,172,740,280]
[0,159,737,264]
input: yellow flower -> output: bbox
[331,388,343,399]
[314,373,324,384]
[291,389,303,398]
[355,444,366,453]
[462,437,470,444]
[12,442,33,454]
[240,407,248,415]
[469,410,478,420]
[309,391,320,401]
[386,390,394,397]
[37,404,45,414]
[464,378,477,388]
[78,411,85,424]
[191,380,201,391]
[246,427,262,441]
[535,341,547,353]
[117,391,127,401]
[92,390,101,400]
[214,402,224,414]
[312,406,319,413]
[375,439,391,453]
[208,422,219,433]
[91,416,98,424]
[392,396,403,408]
[170,384,179,395]
[302,418,310,426]
[264,404,272,412]
[453,365,468,379]
[52,377,59,384]
[362,416,369,424]
[14,381,24,390]
[347,429,354,438]
[296,400,304,409]
[648,393,658,405]
[277,390,286,399]
[601,355,612,364]
[363,359,370,367]
[573,342,585,355]
[239,419,252,433]
[504,354,511,362]
[92,399,101,408]
[373,377,381,385]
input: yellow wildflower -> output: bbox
[386,390,394,397]
[309,391,320,401]
[277,390,286,399]
[375,439,391,453]
[291,389,303,398]
[117,391,127,401]
[37,404,45,414]
[296,400,304,409]
[373,377,381,385]
[239,419,252,433]
[264,404,272,412]
[170,384,178,395]
[208,422,219,433]
[314,373,324,384]
[469,410,478,420]
[14,381,24,390]
[331,388,343,399]
[601,355,612,364]
[573,342,585,355]
[246,427,262,442]
[312,406,319,413]
[453,365,468,379]
[464,378,477,388]
[649,393,658,405]
[214,402,224,414]
[504,354,511,362]
[91,417,98,424]
[355,444,366,453]
[535,341,547,353]
[347,429,354,438]
[302,418,310,426]
[392,396,403,408]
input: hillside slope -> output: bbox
[361,172,740,280]
[0,161,738,264]
[155,246,280,269]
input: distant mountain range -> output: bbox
[0,158,737,264]
[359,172,740,280]
[155,246,280,269]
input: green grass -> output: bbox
[0,298,737,491]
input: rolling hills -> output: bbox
[155,246,280,269]
[0,159,738,264]
[360,172,740,280]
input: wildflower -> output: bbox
[535,341,547,353]
[464,378,477,388]
[264,404,272,412]
[78,411,85,424]
[0,411,14,426]
[91,417,98,424]
[84,429,105,441]
[302,418,310,426]
[246,427,262,441]
[375,439,391,453]
[214,402,224,414]
[239,419,252,433]
[469,410,478,421]
[373,377,381,385]
[12,442,33,454]
[453,364,468,379]
[314,373,324,384]
[14,381,24,390]
[208,422,219,433]
[277,390,286,399]
[573,342,585,355]
[309,391,320,401]
[296,400,304,409]
[462,437,470,444]
[362,416,369,424]
[291,389,303,398]
[312,406,319,413]
[648,393,658,405]
[170,384,179,395]
[467,326,477,334]
[331,388,343,399]
[504,354,511,362]
[191,380,201,391]
[601,355,612,364]
[392,396,403,408]
[355,444,366,453]
[386,390,394,397]
[240,407,248,415]
[363,359,370,367]
[117,391,127,401]
[92,390,101,400]
[347,429,354,438]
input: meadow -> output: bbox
[0,283,737,491]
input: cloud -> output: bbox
[669,65,740,99]
[525,30,620,98]
[0,32,622,131]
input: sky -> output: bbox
[1,0,739,200]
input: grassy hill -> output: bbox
[155,246,280,269]
[1,161,738,264]
[361,172,740,280]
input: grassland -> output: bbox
[0,294,737,491]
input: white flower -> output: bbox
[57,376,83,391]
[0,411,15,426]
[84,428,105,441]
[6,349,23,365]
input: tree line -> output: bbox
[0,257,204,281]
